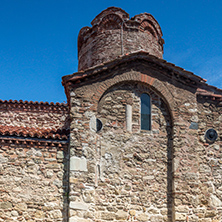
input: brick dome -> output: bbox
[78,7,164,71]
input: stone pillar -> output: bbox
[126,104,132,132]
[68,95,96,222]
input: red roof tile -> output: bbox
[0,125,69,140]
[0,99,68,113]
[0,99,67,107]
[62,50,205,85]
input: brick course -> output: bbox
[78,7,164,71]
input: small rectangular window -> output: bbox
[141,93,151,130]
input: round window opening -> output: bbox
[205,128,218,143]
[90,116,103,133]
[96,118,103,132]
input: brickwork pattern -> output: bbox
[78,7,164,71]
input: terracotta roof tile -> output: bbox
[0,99,67,107]
[0,99,68,113]
[197,88,222,101]
[62,51,205,85]
[0,125,69,140]
[62,51,222,100]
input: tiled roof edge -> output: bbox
[0,99,67,107]
[0,136,68,148]
[63,51,222,94]
[0,125,69,141]
[63,51,204,84]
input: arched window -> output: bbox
[141,93,151,130]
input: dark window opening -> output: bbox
[96,118,103,132]
[141,93,151,130]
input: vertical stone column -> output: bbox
[126,104,132,132]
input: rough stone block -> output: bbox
[0,154,8,163]
[69,217,91,222]
[189,122,198,130]
[57,151,64,159]
[70,156,87,172]
[175,212,186,221]
[101,212,116,220]
[69,202,88,211]
[116,210,128,220]
[137,213,149,221]
[210,194,222,207]
[0,201,12,209]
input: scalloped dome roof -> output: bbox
[78,7,164,71]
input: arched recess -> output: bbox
[140,20,157,38]
[99,14,122,30]
[92,72,175,124]
[94,80,174,221]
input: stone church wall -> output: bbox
[0,101,70,221]
[195,99,222,221]
[0,141,69,222]
[68,64,174,221]
[66,61,222,221]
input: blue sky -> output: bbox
[1,0,222,103]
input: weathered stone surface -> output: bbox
[78,8,164,71]
[175,212,186,221]
[0,202,12,209]
[50,210,62,219]
[57,151,64,159]
[115,210,128,220]
[0,154,7,163]
[189,122,198,129]
[70,202,89,210]
[129,210,136,216]
[70,156,87,171]
[69,217,92,222]
[150,215,164,222]
[0,143,68,221]
[15,203,27,211]
[101,212,116,220]
[137,213,149,221]
[210,194,222,207]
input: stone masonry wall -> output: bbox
[95,83,173,221]
[67,64,175,221]
[171,90,222,221]
[0,141,69,222]
[67,61,222,221]
[170,83,202,222]
[0,101,69,130]
[195,98,222,221]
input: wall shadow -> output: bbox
[62,144,70,222]
[167,132,174,222]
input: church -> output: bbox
[0,7,221,222]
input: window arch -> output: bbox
[141,93,151,130]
